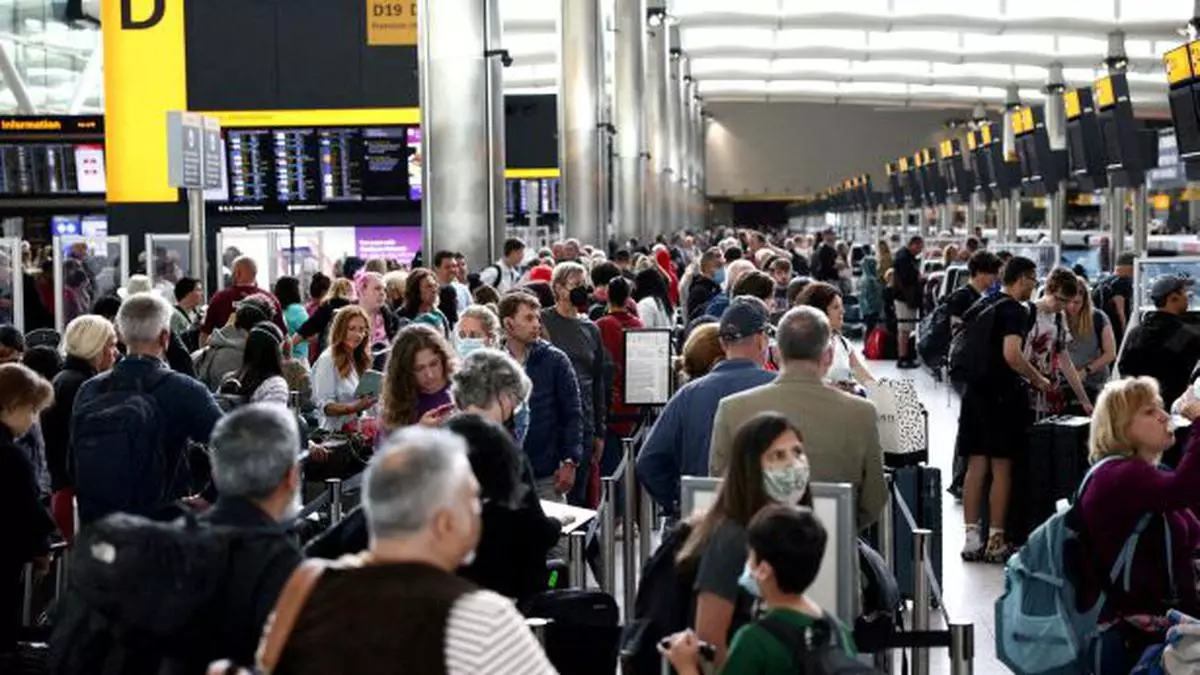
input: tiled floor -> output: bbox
[867,358,1009,675]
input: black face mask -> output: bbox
[569,286,591,308]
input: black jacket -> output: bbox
[892,248,922,306]
[687,275,722,322]
[201,497,303,668]
[42,356,97,491]
[0,424,56,646]
[1117,311,1200,407]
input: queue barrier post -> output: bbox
[949,623,975,675]
[569,530,588,590]
[601,476,618,595]
[621,438,638,615]
[638,486,654,568]
[912,528,932,675]
[526,617,552,647]
[875,477,896,675]
[288,390,300,410]
[327,478,344,524]
[52,541,70,604]
[21,562,34,626]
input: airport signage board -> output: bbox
[367,0,418,46]
[166,111,204,189]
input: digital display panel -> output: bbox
[0,143,107,196]
[217,124,419,213]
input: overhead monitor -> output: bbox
[1063,87,1108,190]
[1163,42,1200,165]
[0,116,107,199]
[1094,73,1151,187]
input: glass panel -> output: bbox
[216,228,280,290]
[145,234,193,299]
[54,235,128,331]
[278,230,326,302]
[0,238,20,331]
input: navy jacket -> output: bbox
[519,339,583,479]
[636,359,777,515]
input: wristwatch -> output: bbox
[560,459,579,468]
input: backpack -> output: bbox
[756,615,879,675]
[48,511,265,675]
[916,294,956,367]
[175,307,201,353]
[72,368,179,524]
[618,521,696,675]
[947,294,1016,385]
[1091,277,1116,317]
[994,457,1175,675]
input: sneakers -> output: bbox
[961,526,984,562]
[962,528,1013,564]
[897,358,920,370]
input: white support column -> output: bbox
[613,0,646,244]
[559,0,606,246]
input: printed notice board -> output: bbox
[367,0,418,46]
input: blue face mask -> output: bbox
[738,562,761,598]
[457,337,486,358]
[713,267,727,286]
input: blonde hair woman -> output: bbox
[41,314,119,537]
[1066,276,1116,407]
[311,305,374,430]
[678,323,724,383]
[1074,377,1200,645]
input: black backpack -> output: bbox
[756,615,880,675]
[947,294,1015,386]
[1091,276,1115,317]
[48,511,264,675]
[619,521,696,675]
[72,368,180,524]
[915,294,956,367]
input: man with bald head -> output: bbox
[199,255,285,345]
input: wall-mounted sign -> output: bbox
[367,0,417,46]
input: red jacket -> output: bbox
[595,309,644,436]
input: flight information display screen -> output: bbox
[217,124,420,213]
[0,143,106,196]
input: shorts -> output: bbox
[955,382,1032,460]
[894,300,918,327]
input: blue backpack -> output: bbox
[995,457,1174,675]
[72,368,178,524]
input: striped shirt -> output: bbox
[444,591,559,675]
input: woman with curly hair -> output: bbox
[380,323,457,432]
[312,305,374,431]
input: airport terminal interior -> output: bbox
[8,0,1200,674]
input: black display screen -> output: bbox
[216,124,417,213]
[1099,114,1124,170]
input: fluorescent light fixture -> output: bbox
[869,30,960,52]
[776,29,869,49]
[681,27,776,50]
[690,58,772,75]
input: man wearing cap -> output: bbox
[1117,274,1200,407]
[636,297,777,517]
[1096,252,1136,343]
[708,305,886,529]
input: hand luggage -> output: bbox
[889,465,942,600]
[519,590,620,675]
[1005,415,1090,545]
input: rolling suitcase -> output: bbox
[518,589,620,675]
[1006,415,1090,545]
[889,465,942,600]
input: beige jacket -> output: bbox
[708,369,887,528]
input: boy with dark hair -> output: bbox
[661,505,855,675]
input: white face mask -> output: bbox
[762,456,811,504]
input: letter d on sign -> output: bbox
[121,0,165,29]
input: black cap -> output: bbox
[1115,252,1137,267]
[719,297,769,341]
[1150,274,1193,306]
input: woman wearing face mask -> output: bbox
[0,363,56,654]
[380,324,456,432]
[312,306,375,431]
[676,412,812,666]
[455,305,502,358]
[662,504,856,675]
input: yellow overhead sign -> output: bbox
[1164,44,1194,86]
[981,123,994,145]
[367,0,418,46]
[939,139,954,159]
[1094,76,1115,109]
[1020,107,1035,134]
[1190,42,1200,82]
[966,131,978,151]
[1064,89,1082,119]
[899,157,910,171]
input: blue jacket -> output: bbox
[636,359,777,514]
[72,355,224,523]
[520,340,584,479]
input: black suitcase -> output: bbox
[518,590,620,675]
[890,465,942,600]
[1005,415,1090,545]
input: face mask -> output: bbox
[713,267,727,286]
[457,337,485,358]
[569,286,591,308]
[763,456,811,503]
[738,562,762,598]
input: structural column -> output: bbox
[1106,30,1127,264]
[1045,63,1067,247]
[614,0,647,244]
[418,0,506,269]
[559,0,606,246]
[676,57,693,232]
[644,14,670,242]
[665,48,683,233]
[1002,84,1022,243]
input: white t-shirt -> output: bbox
[825,335,856,385]
[637,297,672,329]
[1025,306,1069,412]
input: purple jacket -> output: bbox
[1077,426,1200,621]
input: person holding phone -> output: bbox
[312,306,376,431]
[380,324,457,432]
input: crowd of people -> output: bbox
[3,224,1200,674]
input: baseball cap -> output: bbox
[1115,252,1137,267]
[1150,274,1194,306]
[719,296,769,341]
